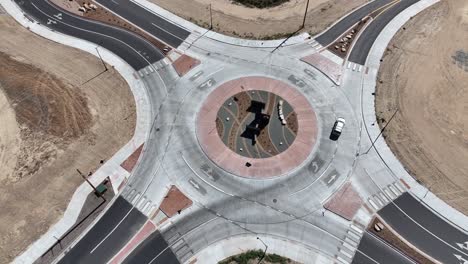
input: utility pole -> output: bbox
[209,3,213,30]
[76,169,101,197]
[95,44,108,71]
[302,0,310,29]
[363,108,399,155]
[256,237,268,264]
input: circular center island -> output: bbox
[196,76,317,179]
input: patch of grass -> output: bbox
[233,0,289,9]
[219,249,292,264]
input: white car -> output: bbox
[330,117,345,140]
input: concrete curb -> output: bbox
[0,0,154,262]
[191,234,334,264]
[362,0,468,232]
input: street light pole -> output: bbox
[257,237,268,264]
[302,0,310,29]
[209,3,213,30]
[363,108,399,155]
[76,169,101,197]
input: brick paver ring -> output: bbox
[196,76,318,179]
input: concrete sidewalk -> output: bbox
[190,235,334,264]
[0,0,154,263]
[361,0,468,232]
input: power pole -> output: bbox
[95,45,108,71]
[302,0,310,29]
[256,237,268,264]
[76,169,101,197]
[363,108,399,155]
[209,3,213,30]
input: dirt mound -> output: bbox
[0,51,92,182]
[0,15,135,263]
[375,0,468,213]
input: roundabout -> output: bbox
[196,76,318,179]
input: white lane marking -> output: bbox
[337,256,350,264]
[110,0,119,4]
[350,224,363,234]
[384,187,395,199]
[368,198,379,210]
[379,192,389,203]
[394,181,406,193]
[340,248,353,259]
[389,184,400,196]
[31,1,167,94]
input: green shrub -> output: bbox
[233,0,290,9]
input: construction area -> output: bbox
[375,0,468,214]
[0,15,135,263]
[149,0,368,39]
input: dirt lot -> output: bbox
[0,15,135,262]
[150,0,367,38]
[375,0,468,214]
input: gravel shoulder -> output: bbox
[0,15,135,262]
[375,0,468,214]
[149,0,368,38]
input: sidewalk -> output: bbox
[190,235,334,264]
[361,0,468,232]
[0,0,154,262]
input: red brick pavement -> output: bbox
[173,54,200,77]
[301,53,342,84]
[120,144,144,173]
[324,182,363,220]
[159,185,193,217]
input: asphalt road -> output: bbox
[352,232,416,264]
[348,0,420,65]
[315,0,393,46]
[378,193,468,263]
[122,231,179,264]
[17,0,164,69]
[95,0,190,48]
[58,197,147,264]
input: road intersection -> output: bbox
[4,0,468,263]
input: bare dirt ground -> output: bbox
[150,0,367,39]
[0,15,135,262]
[375,0,468,214]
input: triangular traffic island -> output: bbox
[159,185,193,218]
[120,144,144,173]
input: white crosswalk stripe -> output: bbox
[366,180,408,212]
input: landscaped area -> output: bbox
[219,250,297,264]
[233,0,289,8]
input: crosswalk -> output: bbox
[346,61,363,72]
[308,40,323,51]
[121,186,158,217]
[335,223,365,264]
[367,181,406,212]
[136,59,169,78]
[178,33,199,52]
[164,226,194,263]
